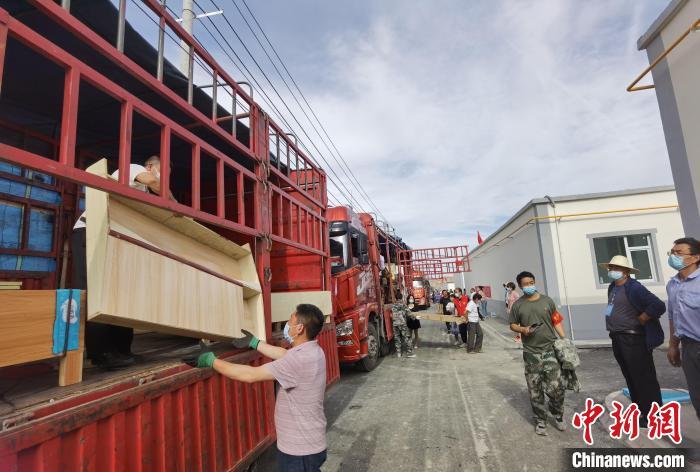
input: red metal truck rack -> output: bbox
[0,1,337,470]
[398,245,470,282]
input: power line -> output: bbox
[237,0,391,226]
[132,1,348,208]
[227,0,388,224]
[191,0,369,212]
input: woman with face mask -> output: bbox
[506,282,519,314]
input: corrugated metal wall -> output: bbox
[0,325,340,472]
[318,322,340,386]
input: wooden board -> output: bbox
[417,313,466,324]
[0,290,86,368]
[85,159,265,341]
[271,291,333,322]
[0,281,22,290]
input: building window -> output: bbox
[592,233,657,285]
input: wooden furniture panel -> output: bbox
[0,290,86,386]
[271,291,333,322]
[85,159,265,341]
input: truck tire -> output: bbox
[359,324,379,372]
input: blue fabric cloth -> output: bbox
[607,278,666,350]
[52,289,81,355]
[666,268,700,342]
[623,387,691,404]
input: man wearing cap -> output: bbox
[602,255,666,427]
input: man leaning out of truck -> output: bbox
[189,304,328,472]
[72,155,172,370]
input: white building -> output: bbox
[453,186,683,343]
[636,0,700,236]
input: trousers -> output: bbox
[610,332,661,425]
[393,324,413,355]
[523,349,565,423]
[681,337,700,421]
[467,322,483,352]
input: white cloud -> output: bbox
[284,0,672,250]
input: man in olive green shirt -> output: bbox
[509,271,567,436]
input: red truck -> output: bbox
[0,2,340,470]
[409,275,432,310]
[328,207,407,371]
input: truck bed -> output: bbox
[0,332,200,420]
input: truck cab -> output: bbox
[410,276,432,310]
[328,207,393,371]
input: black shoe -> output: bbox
[119,352,143,363]
[95,352,135,370]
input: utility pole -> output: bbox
[179,0,195,75]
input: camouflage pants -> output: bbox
[393,324,413,355]
[523,349,565,423]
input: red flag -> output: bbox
[477,231,484,245]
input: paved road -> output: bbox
[258,312,691,471]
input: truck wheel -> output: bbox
[359,324,379,372]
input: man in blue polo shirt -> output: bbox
[666,237,700,420]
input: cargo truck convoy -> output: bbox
[0,2,417,469]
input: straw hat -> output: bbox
[598,255,640,273]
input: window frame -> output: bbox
[587,229,664,289]
[0,169,62,263]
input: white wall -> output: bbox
[541,189,681,307]
[453,205,544,315]
[452,188,683,340]
[644,1,700,235]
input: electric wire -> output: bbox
[227,0,388,223]
[192,0,369,212]
[236,0,391,226]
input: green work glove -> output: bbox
[183,341,215,367]
[231,329,260,350]
[196,351,216,368]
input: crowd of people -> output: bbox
[182,236,700,470]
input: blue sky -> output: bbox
[128,0,672,250]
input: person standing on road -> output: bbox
[441,289,452,333]
[406,302,422,350]
[506,282,520,314]
[666,237,700,420]
[601,255,665,427]
[467,293,484,353]
[478,286,488,319]
[189,304,328,472]
[452,288,470,347]
[509,271,567,436]
[392,302,417,358]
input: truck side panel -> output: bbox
[0,324,340,471]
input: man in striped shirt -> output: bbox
[192,304,327,472]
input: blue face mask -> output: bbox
[283,323,296,344]
[522,286,537,296]
[668,254,688,271]
[608,270,624,281]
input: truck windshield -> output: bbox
[330,234,348,273]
